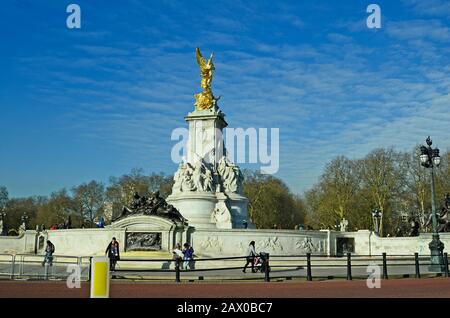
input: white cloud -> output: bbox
[7,2,450,197]
[387,20,450,42]
[403,0,450,17]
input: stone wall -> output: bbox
[330,230,450,256]
[2,226,450,257]
[0,231,37,254]
[44,229,125,256]
[189,229,328,257]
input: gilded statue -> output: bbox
[194,47,218,110]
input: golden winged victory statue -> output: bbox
[194,47,219,111]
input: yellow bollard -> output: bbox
[90,256,110,298]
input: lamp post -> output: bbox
[0,207,6,236]
[420,136,445,272]
[372,208,382,236]
[21,212,29,230]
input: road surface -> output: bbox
[1,277,450,298]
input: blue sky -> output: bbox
[1,0,450,198]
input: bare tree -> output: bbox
[304,156,363,230]
[243,170,305,229]
[72,181,105,227]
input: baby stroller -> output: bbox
[254,252,270,273]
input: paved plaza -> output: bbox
[0,260,440,281]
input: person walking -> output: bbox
[105,237,120,271]
[42,240,55,266]
[182,243,194,270]
[243,241,257,273]
[188,244,195,269]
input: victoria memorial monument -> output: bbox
[1,48,450,261]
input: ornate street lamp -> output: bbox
[420,136,445,272]
[372,208,382,236]
[21,212,29,230]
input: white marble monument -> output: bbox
[3,48,450,262]
[166,48,251,229]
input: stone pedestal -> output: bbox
[185,108,227,166]
[227,193,250,229]
[167,107,253,229]
[167,192,217,229]
[428,234,445,272]
[111,215,187,252]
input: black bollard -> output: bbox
[382,253,388,279]
[346,252,352,280]
[306,253,312,281]
[444,253,449,278]
[264,253,270,282]
[414,253,421,279]
[88,257,92,282]
[175,258,181,283]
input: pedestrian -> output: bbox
[64,216,72,229]
[172,243,183,268]
[188,245,195,269]
[243,241,257,273]
[182,243,194,270]
[42,240,55,266]
[105,237,120,271]
[96,217,105,228]
[173,243,183,261]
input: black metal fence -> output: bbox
[111,252,450,282]
[0,253,90,281]
[0,252,449,282]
